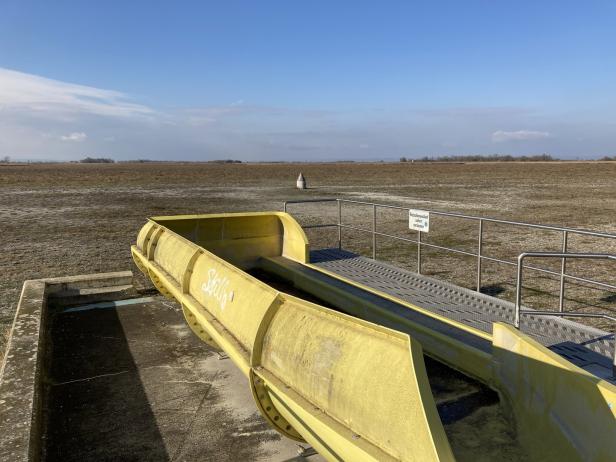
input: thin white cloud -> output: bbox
[419,107,534,118]
[0,67,154,119]
[180,105,247,126]
[492,130,551,142]
[0,69,605,161]
[60,132,87,142]
[178,104,334,126]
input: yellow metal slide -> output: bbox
[132,212,616,461]
[132,212,453,461]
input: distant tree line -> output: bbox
[400,154,556,162]
[0,156,10,163]
[118,159,244,163]
[599,156,616,161]
[80,157,115,163]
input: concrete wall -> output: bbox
[0,272,133,462]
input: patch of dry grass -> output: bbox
[1,161,615,361]
[0,326,10,365]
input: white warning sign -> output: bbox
[409,209,430,232]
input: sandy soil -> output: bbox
[2,161,615,356]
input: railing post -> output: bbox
[283,201,288,213]
[559,230,568,312]
[417,230,422,274]
[477,219,483,292]
[372,204,377,260]
[515,254,525,328]
[337,200,342,250]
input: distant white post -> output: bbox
[296,173,307,189]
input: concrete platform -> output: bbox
[0,272,323,462]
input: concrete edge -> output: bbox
[44,270,133,296]
[0,271,134,462]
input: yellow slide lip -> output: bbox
[259,255,493,383]
[493,322,616,461]
[304,261,493,342]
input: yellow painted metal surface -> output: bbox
[132,212,454,461]
[304,261,492,341]
[260,256,493,383]
[492,323,616,462]
[133,211,616,461]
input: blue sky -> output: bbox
[1,1,615,161]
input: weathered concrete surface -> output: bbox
[45,270,136,306]
[0,271,322,461]
[0,280,46,462]
[0,272,139,462]
[42,296,321,461]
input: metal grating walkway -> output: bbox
[310,248,615,381]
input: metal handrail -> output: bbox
[282,198,616,310]
[514,252,616,328]
[514,252,616,377]
[329,198,616,239]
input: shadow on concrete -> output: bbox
[39,297,305,462]
[43,305,169,462]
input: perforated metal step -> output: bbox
[310,248,615,381]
